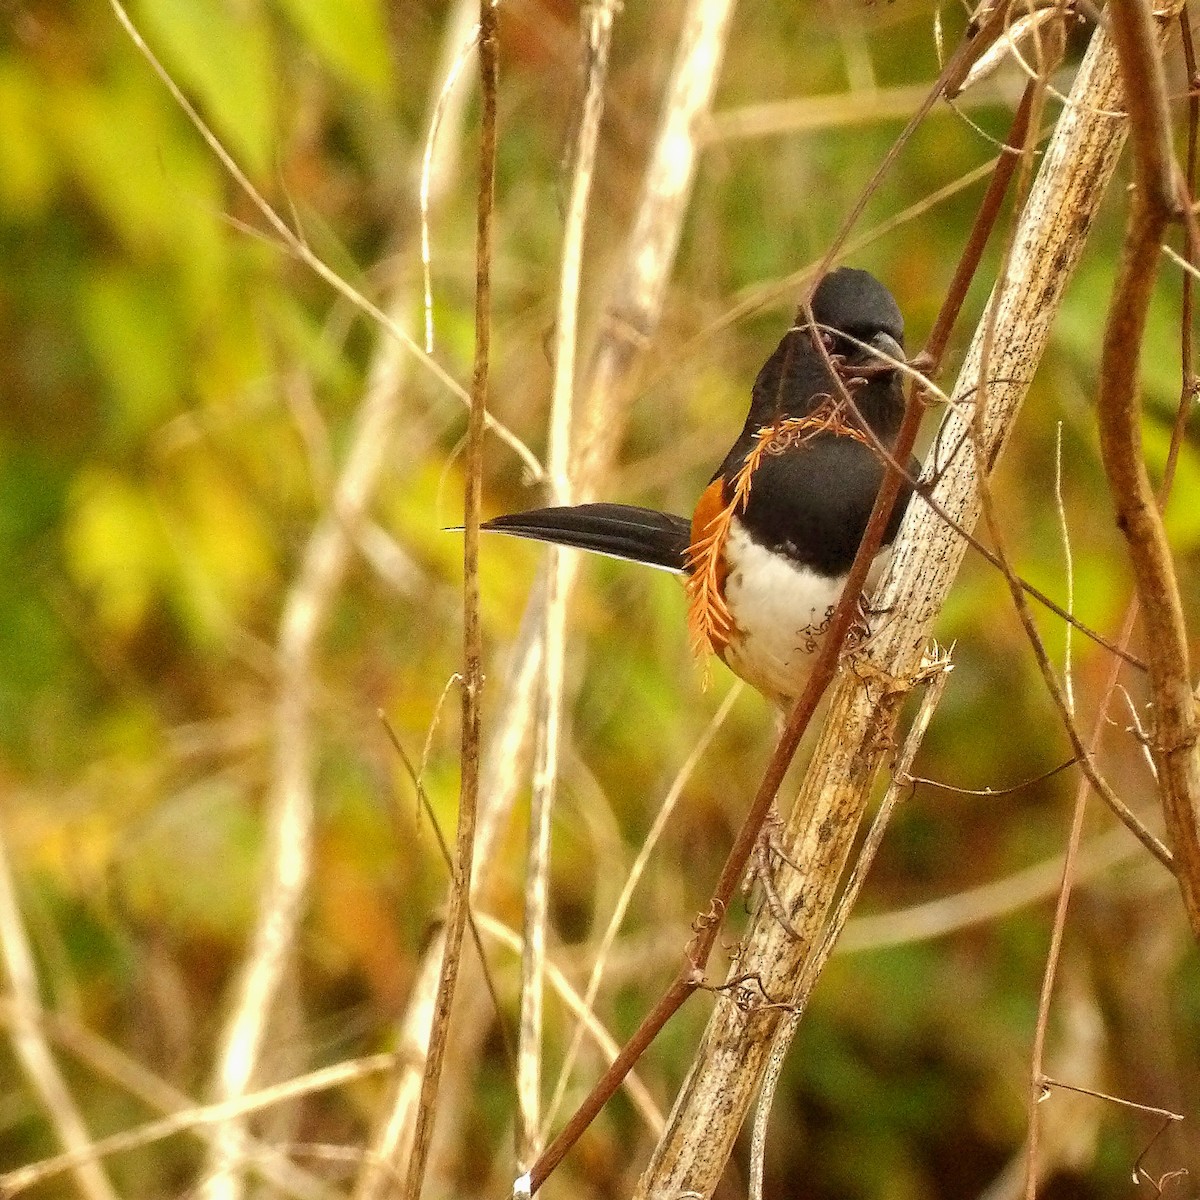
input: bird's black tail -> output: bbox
[481,503,691,573]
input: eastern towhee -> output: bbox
[483,268,919,706]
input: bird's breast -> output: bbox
[719,517,890,707]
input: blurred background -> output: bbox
[3,1,1200,1196]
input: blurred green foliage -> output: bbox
[3,1,1199,1197]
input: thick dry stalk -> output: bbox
[748,664,951,1200]
[572,0,737,497]
[519,1,619,1168]
[399,4,497,1199]
[635,22,1137,1198]
[1098,0,1200,938]
[0,833,117,1200]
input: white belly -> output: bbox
[720,520,889,706]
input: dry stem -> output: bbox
[364,1,738,1190]
[473,913,664,1135]
[0,833,117,1200]
[398,4,497,1197]
[518,0,619,1168]
[1098,0,1200,938]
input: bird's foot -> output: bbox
[743,807,803,940]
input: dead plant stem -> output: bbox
[519,1,618,1168]
[400,6,497,1198]
[1097,0,1200,938]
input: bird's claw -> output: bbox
[743,808,803,940]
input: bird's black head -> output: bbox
[749,267,905,421]
[808,266,905,367]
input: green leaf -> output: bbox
[1148,419,1200,550]
[52,70,227,303]
[0,56,57,216]
[79,268,185,444]
[134,0,277,174]
[274,0,393,97]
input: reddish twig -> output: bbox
[1027,10,1199,1191]
[1098,0,1200,939]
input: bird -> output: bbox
[482,267,920,708]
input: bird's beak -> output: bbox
[868,330,905,368]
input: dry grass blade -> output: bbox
[420,3,480,356]
[519,1,619,1169]
[0,1000,334,1200]
[702,81,1012,143]
[108,0,543,483]
[0,1055,397,1197]
[474,913,664,1136]
[839,825,1147,952]
[347,3,549,1194]
[381,716,515,1077]
[0,833,118,1200]
[543,684,743,1135]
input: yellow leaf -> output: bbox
[64,468,169,633]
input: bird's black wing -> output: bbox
[481,503,691,573]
